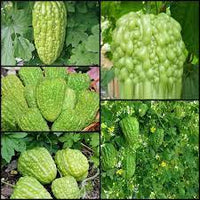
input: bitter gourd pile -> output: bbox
[11,147,88,199]
[112,12,187,99]
[1,67,99,131]
[32,1,67,65]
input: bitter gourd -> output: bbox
[1,89,28,131]
[75,90,99,125]
[2,74,24,97]
[51,109,84,131]
[62,87,77,111]
[67,72,91,91]
[1,67,98,131]
[55,148,89,181]
[51,176,80,199]
[18,147,57,184]
[18,67,43,86]
[32,1,67,64]
[17,108,49,131]
[24,85,37,108]
[122,147,136,179]
[10,176,52,199]
[44,67,66,79]
[119,116,139,148]
[139,103,149,117]
[102,143,118,171]
[150,128,165,149]
[36,78,66,122]
[112,12,187,99]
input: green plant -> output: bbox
[1,132,99,199]
[55,148,89,181]
[1,1,99,66]
[10,176,52,199]
[32,1,67,64]
[51,176,80,199]
[1,67,99,131]
[102,143,118,171]
[18,147,57,184]
[101,101,199,199]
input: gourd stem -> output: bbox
[1,180,15,188]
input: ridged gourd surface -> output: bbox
[112,12,187,99]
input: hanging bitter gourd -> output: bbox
[112,12,187,99]
[102,143,118,171]
[119,116,139,149]
[32,1,67,65]
[122,147,136,179]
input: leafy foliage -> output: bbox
[1,1,99,65]
[101,101,199,199]
[1,132,100,170]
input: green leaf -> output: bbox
[14,36,35,61]
[1,133,27,163]
[170,2,199,57]
[182,64,199,99]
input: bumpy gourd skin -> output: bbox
[32,1,67,64]
[102,143,118,171]
[112,12,187,99]
[122,147,136,180]
[10,176,52,199]
[119,116,139,148]
[51,176,80,199]
[18,147,57,184]
[55,148,89,181]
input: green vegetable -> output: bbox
[112,12,187,99]
[51,176,80,199]
[10,176,52,199]
[18,67,43,86]
[52,90,99,131]
[24,85,37,108]
[102,143,118,171]
[1,88,28,131]
[122,147,136,179]
[44,67,66,79]
[75,90,99,125]
[2,74,24,96]
[119,116,139,149]
[62,87,77,111]
[18,147,57,184]
[36,78,66,122]
[32,1,67,64]
[17,108,49,131]
[67,72,91,91]
[55,148,89,181]
[150,128,165,149]
[139,103,149,117]
[1,68,98,131]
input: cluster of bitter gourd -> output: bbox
[102,116,140,180]
[1,67,99,131]
[11,147,89,199]
[112,12,187,99]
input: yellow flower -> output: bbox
[161,161,167,167]
[116,169,124,175]
[108,126,115,134]
[150,127,156,133]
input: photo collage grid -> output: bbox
[1,1,199,199]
